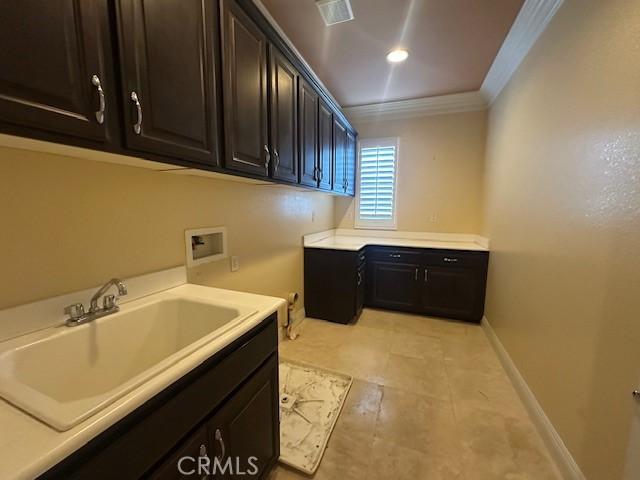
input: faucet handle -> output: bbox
[103,294,118,310]
[64,303,85,321]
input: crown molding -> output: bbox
[343,91,487,123]
[481,0,564,104]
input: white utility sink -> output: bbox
[0,295,257,431]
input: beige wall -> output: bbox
[334,110,486,234]
[0,147,334,311]
[482,0,640,477]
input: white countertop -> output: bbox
[0,284,286,480]
[303,229,489,252]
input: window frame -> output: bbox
[355,137,399,230]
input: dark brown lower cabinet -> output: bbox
[305,247,489,324]
[210,354,279,480]
[39,315,279,480]
[367,247,489,322]
[146,426,209,480]
[304,248,365,324]
[368,261,421,311]
[148,355,278,480]
[421,266,480,320]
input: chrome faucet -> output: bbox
[64,278,128,327]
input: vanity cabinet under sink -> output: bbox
[39,314,279,480]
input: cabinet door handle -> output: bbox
[424,269,428,282]
[414,268,418,281]
[264,145,271,174]
[273,148,279,171]
[389,254,401,258]
[130,91,142,134]
[91,75,105,124]
[214,428,226,460]
[443,257,459,263]
[357,271,362,286]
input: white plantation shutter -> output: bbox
[356,138,398,229]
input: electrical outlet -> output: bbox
[230,256,240,272]
[429,213,438,223]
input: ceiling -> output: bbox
[260,0,524,107]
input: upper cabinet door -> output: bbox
[345,129,357,196]
[332,117,347,194]
[298,79,319,187]
[317,100,333,191]
[269,47,298,184]
[116,0,220,166]
[221,0,269,177]
[0,0,115,144]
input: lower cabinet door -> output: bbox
[147,426,209,480]
[368,260,421,311]
[421,266,479,321]
[208,354,279,480]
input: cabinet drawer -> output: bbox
[368,247,422,263]
[422,250,488,269]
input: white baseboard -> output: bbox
[481,316,585,480]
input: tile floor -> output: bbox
[269,309,562,480]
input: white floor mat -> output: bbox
[278,359,353,475]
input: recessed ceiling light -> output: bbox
[386,49,409,63]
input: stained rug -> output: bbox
[278,359,353,474]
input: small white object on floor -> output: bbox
[278,360,352,475]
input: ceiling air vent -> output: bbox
[316,0,354,26]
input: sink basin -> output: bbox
[0,295,257,431]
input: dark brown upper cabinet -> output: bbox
[299,78,319,187]
[0,0,357,195]
[221,0,269,177]
[332,117,347,194]
[269,47,298,184]
[0,0,116,144]
[317,100,333,191]
[116,0,220,166]
[345,129,357,195]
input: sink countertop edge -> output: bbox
[0,284,286,480]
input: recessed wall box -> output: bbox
[185,227,228,267]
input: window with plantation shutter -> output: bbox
[356,138,399,229]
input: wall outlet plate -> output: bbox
[230,256,240,272]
